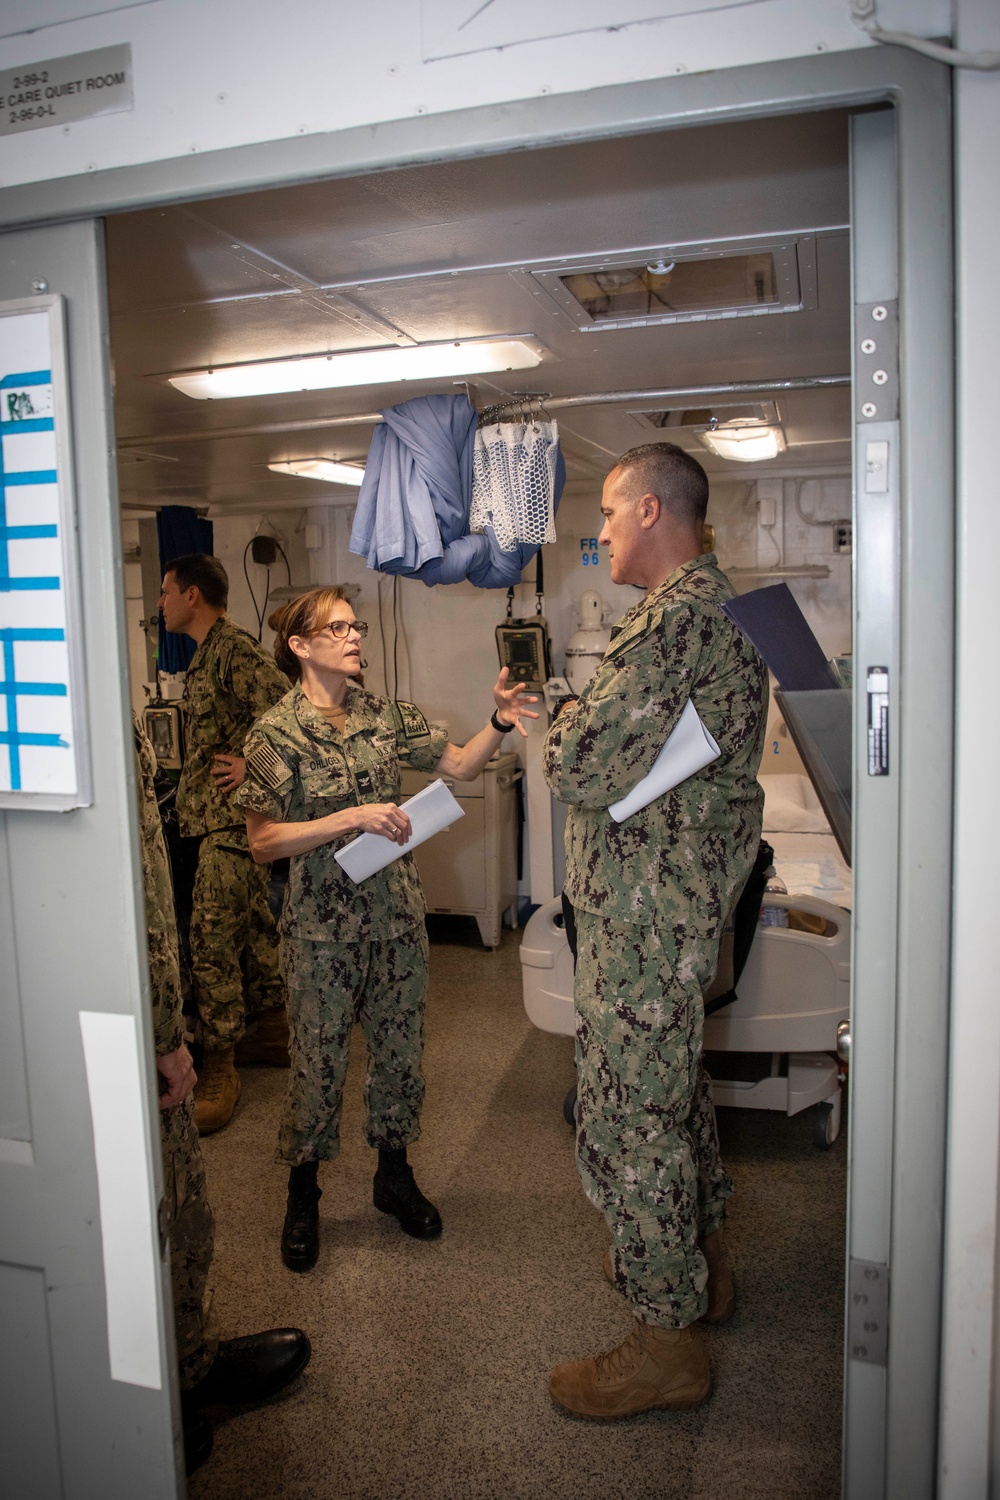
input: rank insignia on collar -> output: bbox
[247,742,292,790]
[390,700,430,741]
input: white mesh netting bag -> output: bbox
[469,419,559,552]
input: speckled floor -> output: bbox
[191,922,846,1500]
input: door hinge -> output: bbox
[848,1258,889,1365]
[855,300,899,423]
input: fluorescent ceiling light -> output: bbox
[698,423,786,463]
[168,336,545,400]
[269,459,365,486]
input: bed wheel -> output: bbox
[813,1099,837,1150]
[563,1086,578,1128]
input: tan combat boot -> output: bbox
[234,1010,291,1068]
[602,1231,736,1324]
[698,1230,736,1325]
[549,1319,711,1419]
[193,1047,240,1134]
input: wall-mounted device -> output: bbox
[143,704,184,771]
[495,618,552,693]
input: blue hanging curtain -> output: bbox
[156,505,214,673]
[350,394,563,589]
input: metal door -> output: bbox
[844,89,954,1499]
[0,221,181,1498]
[0,44,953,1500]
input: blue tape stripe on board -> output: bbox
[3,470,58,487]
[2,525,58,540]
[0,680,67,697]
[0,732,67,746]
[0,628,65,641]
[0,627,68,791]
[0,371,52,388]
[0,418,55,434]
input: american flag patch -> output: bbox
[247,742,292,790]
[390,700,430,741]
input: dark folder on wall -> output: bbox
[721,583,839,692]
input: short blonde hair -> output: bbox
[267,587,351,682]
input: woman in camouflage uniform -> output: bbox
[236,587,536,1269]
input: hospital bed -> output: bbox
[519,772,851,1147]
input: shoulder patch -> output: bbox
[606,610,651,658]
[390,700,430,741]
[246,741,293,791]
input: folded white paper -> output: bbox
[335,778,465,882]
[608,699,721,822]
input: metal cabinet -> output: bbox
[400,751,520,948]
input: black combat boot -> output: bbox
[373,1146,442,1239]
[186,1328,311,1408]
[281,1160,321,1271]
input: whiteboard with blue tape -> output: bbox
[0,298,90,810]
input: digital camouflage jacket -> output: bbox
[176,616,290,837]
[236,682,448,943]
[543,553,768,930]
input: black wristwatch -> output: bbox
[490,709,514,733]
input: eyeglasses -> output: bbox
[319,619,369,640]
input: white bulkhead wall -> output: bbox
[122,471,850,757]
[319,473,851,747]
[120,511,310,718]
[0,1,949,190]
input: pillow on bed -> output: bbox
[760,773,831,834]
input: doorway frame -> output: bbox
[0,43,953,1498]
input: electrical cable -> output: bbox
[792,478,824,527]
[274,540,292,587]
[377,576,388,696]
[392,575,400,702]
[243,539,266,639]
[761,521,783,571]
[850,0,1000,70]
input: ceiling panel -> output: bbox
[108,108,853,510]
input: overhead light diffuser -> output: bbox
[698,423,786,463]
[168,336,545,400]
[269,459,365,486]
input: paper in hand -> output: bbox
[608,699,721,822]
[335,778,465,882]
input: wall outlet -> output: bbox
[754,478,782,531]
[834,521,852,553]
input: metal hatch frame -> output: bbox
[0,43,953,1500]
[526,234,816,331]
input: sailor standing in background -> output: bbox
[158,553,290,1133]
[132,712,310,1475]
[543,443,767,1418]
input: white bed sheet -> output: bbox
[767,830,852,910]
[760,772,852,909]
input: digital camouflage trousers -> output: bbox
[574,908,733,1329]
[278,922,429,1166]
[159,1096,217,1388]
[190,829,285,1050]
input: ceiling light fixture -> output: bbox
[268,459,366,486]
[168,336,546,400]
[698,422,787,463]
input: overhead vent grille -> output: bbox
[530,239,815,332]
[630,401,780,432]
